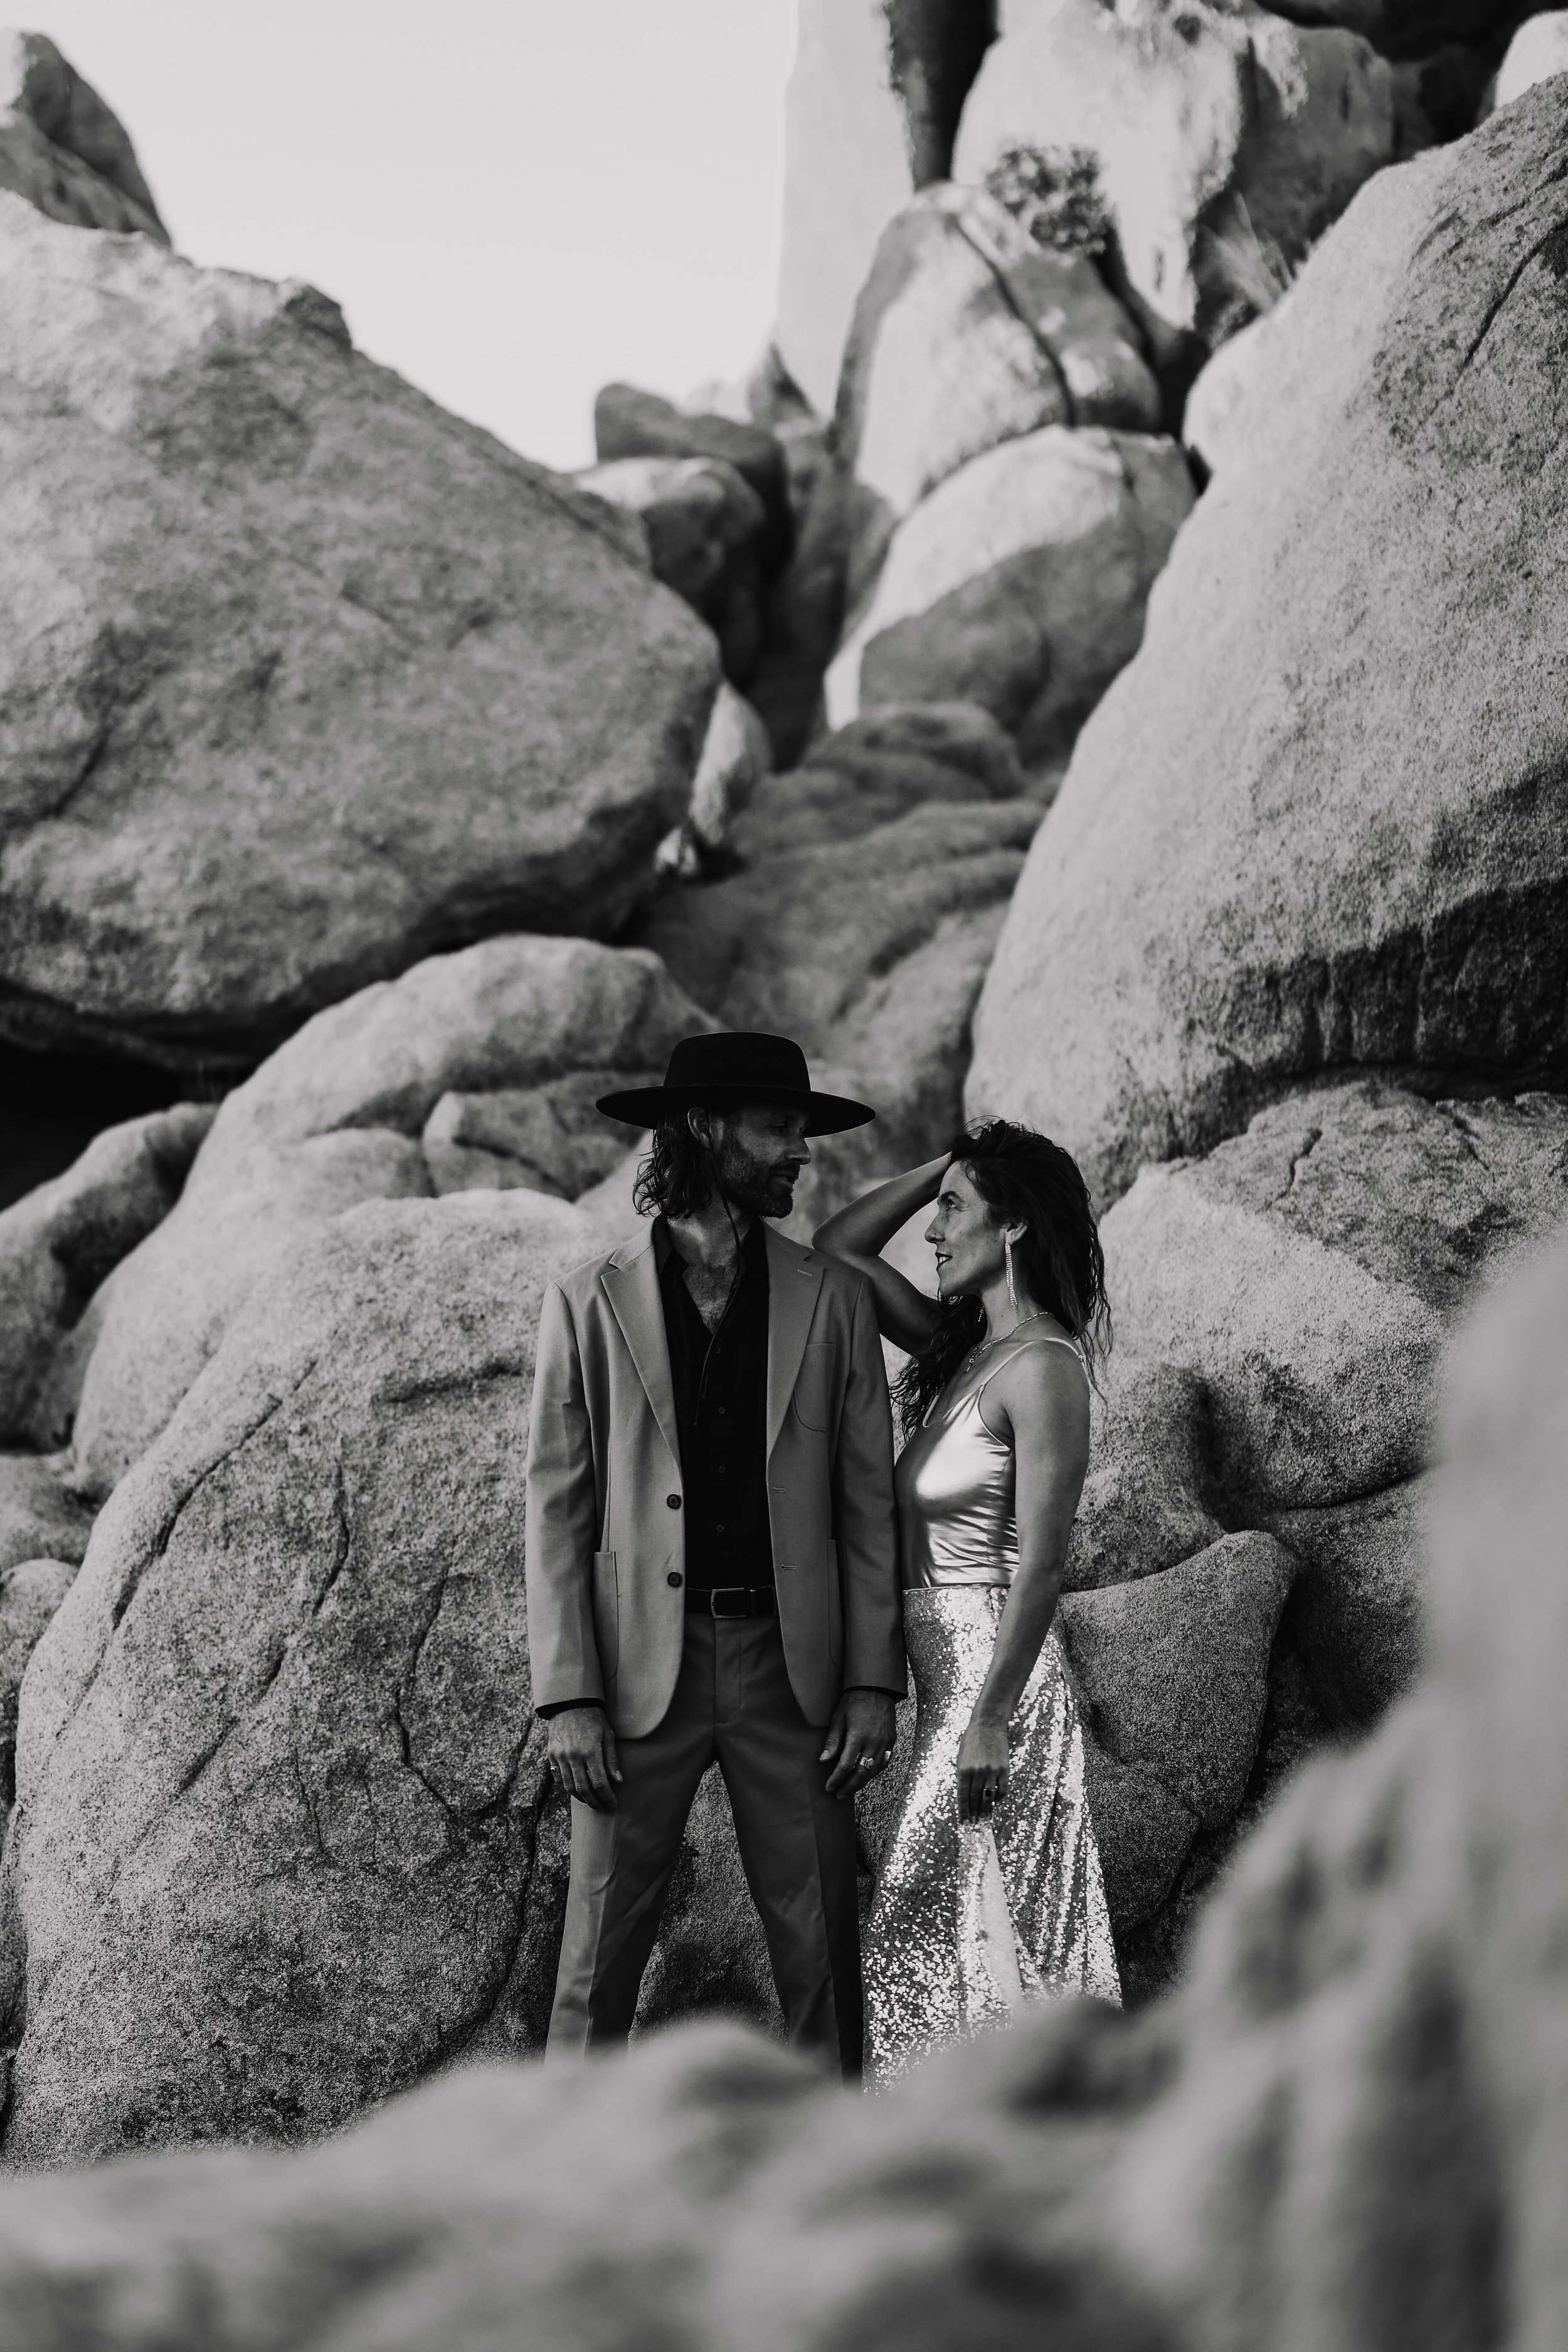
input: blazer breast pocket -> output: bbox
[793,1342,837,1433]
[591,1550,619,1682]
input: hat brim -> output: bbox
[595,1082,875,1137]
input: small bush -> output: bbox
[982,142,1114,257]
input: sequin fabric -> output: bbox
[862,1592,1121,2087]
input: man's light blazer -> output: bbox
[526,1220,905,1737]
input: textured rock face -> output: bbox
[835,184,1160,617]
[970,87,1568,1202]
[68,938,711,1500]
[0,1101,214,1447]
[0,1451,90,1586]
[0,196,718,1071]
[632,710,1040,1227]
[0,1553,72,1806]
[954,0,1401,346]
[828,425,1194,766]
[1099,1079,1568,1692]
[578,455,770,685]
[0,30,166,240]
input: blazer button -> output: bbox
[667,1494,682,1510]
[667,1572,683,1587]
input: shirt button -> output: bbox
[667,1572,683,1588]
[667,1495,681,1510]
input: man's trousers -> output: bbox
[546,1609,863,2077]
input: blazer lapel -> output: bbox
[602,1236,682,1473]
[765,1227,823,1459]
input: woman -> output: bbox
[813,1119,1120,2084]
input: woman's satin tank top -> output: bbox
[895,1330,1086,1591]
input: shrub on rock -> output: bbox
[0,198,718,1071]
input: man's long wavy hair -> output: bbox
[633,1115,717,1219]
[892,1118,1111,1439]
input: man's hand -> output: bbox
[547,1705,622,1812]
[820,1689,898,1799]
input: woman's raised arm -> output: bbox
[812,1156,948,1355]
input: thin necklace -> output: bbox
[961,1308,1052,1370]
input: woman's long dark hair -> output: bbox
[892,1118,1110,1439]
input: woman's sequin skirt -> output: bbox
[862,1585,1120,2087]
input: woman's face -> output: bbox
[925,1160,1009,1301]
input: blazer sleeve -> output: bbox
[525,1280,605,1711]
[831,1271,908,1697]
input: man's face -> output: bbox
[703,1101,812,1219]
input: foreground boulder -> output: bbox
[0,1217,1564,2350]
[953,0,1406,347]
[970,84,1568,1201]
[0,196,718,1070]
[65,937,711,1500]
[0,30,165,240]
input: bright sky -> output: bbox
[30,0,796,470]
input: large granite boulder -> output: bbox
[0,196,718,1071]
[66,937,711,1501]
[0,30,165,240]
[1,1187,777,2164]
[827,425,1194,768]
[0,1450,90,1576]
[954,0,1404,347]
[835,183,1160,618]
[970,85,1568,1202]
[0,1101,214,1448]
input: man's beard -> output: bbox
[712,1132,798,1219]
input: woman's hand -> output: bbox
[956,1714,1010,1823]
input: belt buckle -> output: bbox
[708,1586,748,1619]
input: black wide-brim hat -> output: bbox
[597,1031,874,1136]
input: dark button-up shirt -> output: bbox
[654,1214,773,1592]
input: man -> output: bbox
[526,1031,905,2078]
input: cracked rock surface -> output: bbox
[2,1190,594,2161]
[970,81,1568,1204]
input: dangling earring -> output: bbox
[1004,1232,1019,1314]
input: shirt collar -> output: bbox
[654,1214,769,1283]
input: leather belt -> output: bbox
[685,1584,777,1619]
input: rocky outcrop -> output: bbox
[65,938,711,1501]
[0,1219,1564,2352]
[632,706,1040,1228]
[970,85,1568,1202]
[0,1554,72,1807]
[0,31,166,241]
[0,196,718,1072]
[834,183,1161,618]
[827,425,1194,768]
[592,383,791,573]
[953,0,1408,350]
[0,1101,215,1448]
[578,455,770,686]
